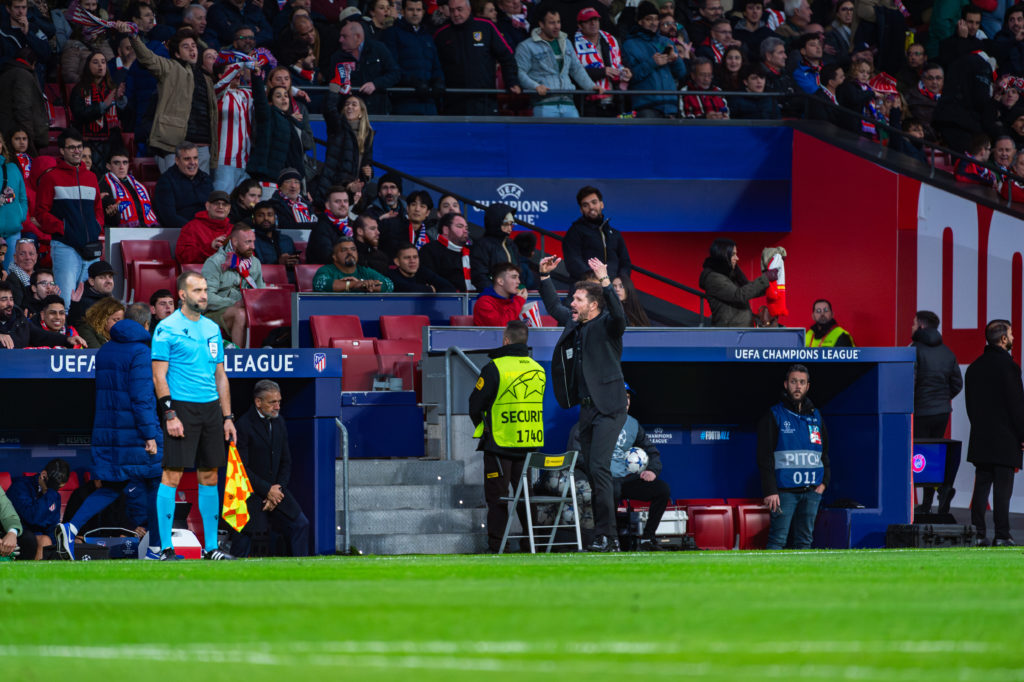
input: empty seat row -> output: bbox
[309,314,430,348]
[332,338,421,392]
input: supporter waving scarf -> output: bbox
[82,82,120,136]
[761,247,788,319]
[104,172,158,226]
[438,233,473,291]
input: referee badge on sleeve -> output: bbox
[208,338,219,358]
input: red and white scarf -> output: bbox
[291,65,317,83]
[277,190,315,223]
[82,82,120,136]
[105,172,157,226]
[438,234,473,291]
[226,252,258,289]
[330,61,356,95]
[702,37,724,63]
[408,222,430,248]
[325,210,351,237]
[15,153,30,181]
[574,30,622,97]
[821,86,837,104]
[917,81,940,101]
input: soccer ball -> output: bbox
[625,447,648,474]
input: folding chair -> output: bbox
[499,451,583,554]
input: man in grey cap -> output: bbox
[272,167,317,230]
[69,260,117,325]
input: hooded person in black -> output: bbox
[562,186,631,283]
[932,51,1001,153]
[470,202,518,292]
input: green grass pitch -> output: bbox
[1,548,1022,681]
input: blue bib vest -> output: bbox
[770,403,824,489]
[610,415,640,478]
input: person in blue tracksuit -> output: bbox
[6,459,70,559]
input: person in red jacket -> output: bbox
[175,190,233,266]
[473,262,526,326]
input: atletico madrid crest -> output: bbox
[473,31,482,41]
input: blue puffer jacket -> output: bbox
[0,155,27,239]
[91,319,162,481]
[622,28,687,114]
[381,19,445,91]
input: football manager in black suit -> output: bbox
[539,254,627,552]
[965,319,1024,546]
[230,380,310,557]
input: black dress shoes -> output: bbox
[637,538,665,551]
[993,537,1016,547]
[585,534,620,552]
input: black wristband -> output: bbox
[223,413,235,421]
[157,396,172,419]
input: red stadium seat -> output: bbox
[130,157,160,182]
[296,264,319,292]
[59,471,81,518]
[727,497,765,535]
[540,315,558,327]
[261,264,289,288]
[676,498,726,507]
[120,239,174,302]
[134,263,178,308]
[687,506,735,550]
[379,314,430,340]
[374,338,421,393]
[242,288,292,348]
[143,180,157,199]
[331,338,378,391]
[310,315,364,347]
[180,264,205,275]
[737,505,772,550]
[0,471,10,490]
[449,315,474,326]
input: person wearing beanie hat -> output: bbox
[271,167,317,230]
[622,1,688,117]
[364,171,406,220]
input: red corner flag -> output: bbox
[222,442,253,532]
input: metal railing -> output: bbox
[335,417,351,554]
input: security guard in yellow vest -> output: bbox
[805,298,855,347]
[469,320,547,552]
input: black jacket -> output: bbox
[0,307,74,348]
[356,239,390,276]
[563,214,631,282]
[468,342,538,458]
[965,345,1024,468]
[433,17,519,90]
[314,115,373,204]
[539,276,627,414]
[253,226,297,267]
[305,212,349,265]
[757,393,831,496]
[153,165,213,229]
[912,326,963,417]
[246,75,305,183]
[326,39,401,115]
[68,284,106,325]
[235,407,302,520]
[420,239,471,292]
[389,265,456,293]
[470,203,518,292]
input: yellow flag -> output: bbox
[222,442,254,532]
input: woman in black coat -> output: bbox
[315,94,374,205]
[69,51,127,169]
[246,73,306,184]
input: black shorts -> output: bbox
[163,400,227,470]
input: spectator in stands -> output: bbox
[0,135,27,267]
[682,57,730,118]
[696,18,740,65]
[307,185,354,264]
[153,142,215,229]
[891,117,928,162]
[495,0,529,48]
[266,67,316,177]
[150,289,176,328]
[208,0,273,47]
[36,128,104,310]
[229,178,262,224]
[175,191,233,266]
[613,274,650,326]
[35,294,84,347]
[953,133,998,188]
[911,310,963,515]
[805,298,854,346]
[381,189,433,255]
[79,296,126,348]
[822,0,854,64]
[932,51,1000,154]
[211,62,253,194]
[473,262,525,326]
[758,364,829,550]
[6,236,35,307]
[326,19,401,115]
[68,260,116,324]
[687,0,724,46]
[6,459,70,560]
[993,135,1016,176]
[390,242,455,292]
[100,151,159,228]
[202,222,264,346]
[994,4,1024,75]
[699,238,774,327]
[776,0,812,47]
[940,6,986,66]
[905,62,942,134]
[183,4,219,49]
[730,65,779,119]
[573,7,629,117]
[470,202,517,292]
[760,36,797,104]
[0,483,25,559]
[247,73,306,189]
[383,0,445,116]
[734,0,775,58]
[623,2,688,118]
[365,0,395,41]
[515,8,599,118]
[421,212,474,292]
[0,47,48,154]
[791,32,823,94]
[271,167,317,230]
[9,128,34,182]
[316,94,375,204]
[353,214,390,275]
[513,231,538,289]
[437,194,461,219]
[230,380,309,557]
[22,267,57,317]
[0,280,81,347]
[563,186,631,283]
[313,237,393,292]
[0,0,49,68]
[434,0,521,115]
[124,25,220,174]
[714,46,747,90]
[55,303,163,561]
[69,51,127,170]
[253,200,299,268]
[965,319,1024,546]
[468,319,543,552]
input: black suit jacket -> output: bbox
[965,345,1024,469]
[235,407,302,520]
[539,277,627,414]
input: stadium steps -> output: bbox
[338,459,488,555]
